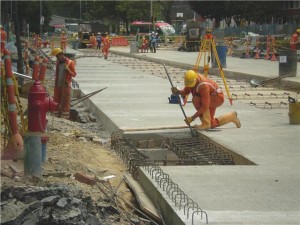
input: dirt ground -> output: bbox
[1,115,134,202]
[0,106,142,225]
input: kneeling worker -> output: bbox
[171,70,241,130]
[50,48,77,119]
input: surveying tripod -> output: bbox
[193,29,233,105]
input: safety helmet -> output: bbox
[206,28,212,33]
[297,29,300,33]
[50,48,63,56]
[184,70,197,87]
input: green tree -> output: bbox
[1,1,52,34]
[189,1,283,25]
[158,1,174,24]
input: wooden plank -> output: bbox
[123,173,161,221]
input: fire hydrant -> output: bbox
[25,80,58,176]
[28,80,58,132]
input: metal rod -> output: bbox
[163,63,197,137]
[13,71,32,80]
[71,87,107,107]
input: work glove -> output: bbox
[184,117,193,125]
[171,87,180,95]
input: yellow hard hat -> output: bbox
[184,70,197,87]
[50,48,63,56]
[297,29,300,33]
[206,28,212,33]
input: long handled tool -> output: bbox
[163,63,197,137]
[71,87,107,107]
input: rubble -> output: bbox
[1,185,128,225]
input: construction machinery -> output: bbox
[76,23,109,48]
[181,21,204,52]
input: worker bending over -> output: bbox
[172,70,241,130]
[51,48,77,119]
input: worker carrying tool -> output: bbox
[50,47,76,119]
[171,70,241,130]
[290,29,300,51]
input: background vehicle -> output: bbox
[131,21,176,48]
[181,21,205,51]
[131,21,176,37]
[67,22,109,48]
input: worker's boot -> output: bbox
[194,109,211,130]
[217,111,241,128]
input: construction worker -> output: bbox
[102,33,110,59]
[141,36,149,53]
[50,48,76,119]
[0,25,7,55]
[171,70,241,130]
[37,35,43,49]
[60,31,67,52]
[96,32,102,50]
[290,29,300,51]
[89,33,97,49]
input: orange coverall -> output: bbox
[290,32,299,51]
[60,34,67,52]
[89,35,97,49]
[179,74,224,128]
[53,56,76,118]
[102,37,110,59]
[0,27,7,54]
[141,38,149,53]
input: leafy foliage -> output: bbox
[189,1,283,23]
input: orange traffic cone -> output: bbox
[264,51,270,60]
[254,40,261,59]
[270,37,277,61]
[255,48,261,59]
[270,51,277,61]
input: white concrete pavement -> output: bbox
[67,45,300,225]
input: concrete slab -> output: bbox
[70,46,300,225]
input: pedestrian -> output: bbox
[150,31,157,53]
[96,32,102,50]
[72,33,79,50]
[50,48,77,119]
[171,70,241,130]
[102,33,110,59]
[290,29,300,51]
